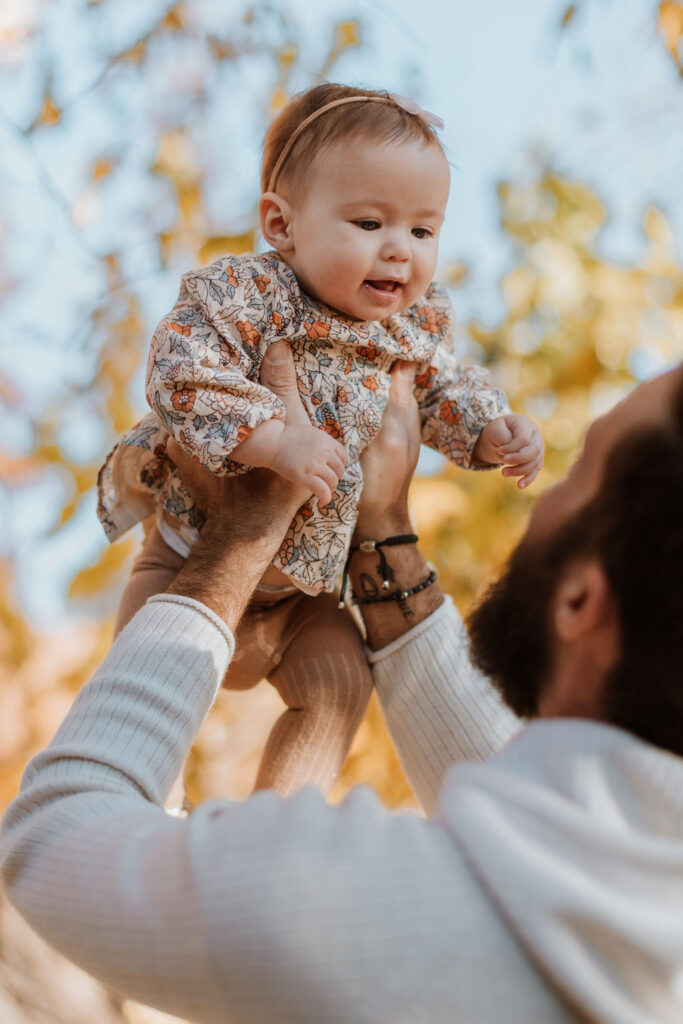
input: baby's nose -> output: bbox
[381,235,411,261]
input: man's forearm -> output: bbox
[165,471,303,631]
[166,517,276,631]
[352,514,518,811]
[349,515,444,650]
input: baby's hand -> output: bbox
[473,413,544,489]
[268,422,347,507]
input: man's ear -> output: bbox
[553,559,618,668]
[259,192,294,252]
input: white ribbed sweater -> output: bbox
[4,595,681,1023]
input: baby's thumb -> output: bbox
[260,341,308,425]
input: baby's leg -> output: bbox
[254,593,374,796]
[114,525,186,636]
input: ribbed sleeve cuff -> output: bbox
[147,593,236,662]
[367,597,452,665]
[371,596,519,813]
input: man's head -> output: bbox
[468,366,683,755]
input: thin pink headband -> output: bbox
[266,93,444,194]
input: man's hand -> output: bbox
[165,341,315,628]
[355,360,421,539]
[167,342,322,521]
[472,413,544,489]
[351,360,442,648]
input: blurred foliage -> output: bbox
[659,0,683,72]
[0,2,682,1021]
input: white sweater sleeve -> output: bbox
[371,597,521,813]
[0,595,514,1024]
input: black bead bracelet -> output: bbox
[351,569,438,606]
[338,533,418,608]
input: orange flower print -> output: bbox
[140,447,167,487]
[140,461,164,486]
[344,353,354,375]
[356,344,380,362]
[171,388,196,412]
[416,306,439,333]
[279,535,298,566]
[236,424,252,444]
[305,319,330,341]
[439,399,461,426]
[319,407,342,439]
[361,376,378,392]
[219,339,243,366]
[225,266,238,289]
[337,382,354,404]
[271,311,283,328]
[299,502,314,519]
[253,275,271,294]
[168,321,192,337]
[236,320,261,349]
[416,365,437,389]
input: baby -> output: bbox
[97,83,543,797]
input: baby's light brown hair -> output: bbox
[261,83,443,198]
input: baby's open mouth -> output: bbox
[364,279,402,294]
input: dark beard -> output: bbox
[467,537,562,718]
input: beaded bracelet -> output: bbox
[338,533,418,608]
[351,569,438,606]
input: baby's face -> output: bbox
[283,136,449,321]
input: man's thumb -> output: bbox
[388,359,417,408]
[260,341,308,424]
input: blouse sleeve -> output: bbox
[146,256,295,475]
[413,286,508,470]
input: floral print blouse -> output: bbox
[97,251,507,593]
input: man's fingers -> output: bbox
[387,360,417,408]
[166,438,211,509]
[260,341,309,426]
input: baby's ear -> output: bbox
[259,192,294,251]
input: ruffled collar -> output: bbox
[261,250,451,363]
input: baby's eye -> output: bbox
[354,219,380,231]
[412,227,434,239]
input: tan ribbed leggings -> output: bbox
[115,525,374,797]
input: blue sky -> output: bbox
[0,0,681,623]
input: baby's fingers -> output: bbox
[501,456,543,489]
[329,438,347,465]
[328,450,347,480]
[498,429,536,456]
[309,476,333,508]
[499,442,542,466]
[317,462,341,496]
[517,463,542,489]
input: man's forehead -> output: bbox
[587,367,680,460]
